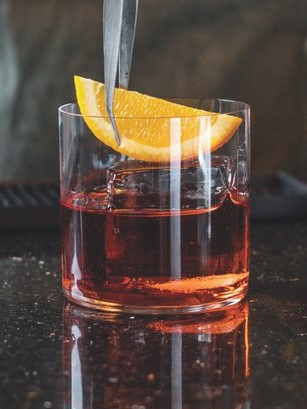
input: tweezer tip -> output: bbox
[114,130,121,146]
[109,116,121,146]
[106,105,120,146]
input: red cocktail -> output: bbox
[59,89,250,314]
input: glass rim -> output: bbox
[59,99,250,119]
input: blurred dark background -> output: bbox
[0,0,306,182]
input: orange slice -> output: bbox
[74,76,242,162]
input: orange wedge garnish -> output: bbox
[75,76,242,162]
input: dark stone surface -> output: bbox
[0,0,306,181]
[1,221,307,408]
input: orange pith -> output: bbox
[74,76,242,162]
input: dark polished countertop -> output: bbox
[1,220,307,409]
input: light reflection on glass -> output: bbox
[63,301,250,409]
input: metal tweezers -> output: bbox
[103,0,139,146]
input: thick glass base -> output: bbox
[63,281,248,315]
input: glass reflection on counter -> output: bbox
[63,302,250,409]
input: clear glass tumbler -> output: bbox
[59,99,250,314]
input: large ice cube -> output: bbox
[107,158,229,211]
[229,156,249,204]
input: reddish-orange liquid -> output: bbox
[61,189,249,312]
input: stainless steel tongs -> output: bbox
[103,0,139,145]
